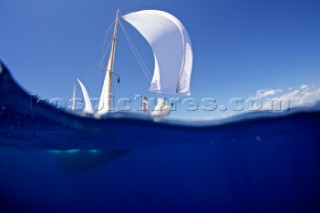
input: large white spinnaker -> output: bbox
[122,10,193,96]
[77,79,94,114]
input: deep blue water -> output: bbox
[1,61,319,213]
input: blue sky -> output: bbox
[1,0,320,119]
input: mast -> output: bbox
[98,9,120,114]
[71,78,76,111]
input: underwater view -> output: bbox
[1,0,320,212]
[1,61,320,212]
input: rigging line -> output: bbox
[101,19,116,54]
[87,19,115,75]
[119,19,160,98]
[98,40,112,68]
[93,18,118,99]
[119,20,153,81]
[99,19,116,67]
[121,21,153,81]
[119,19,161,98]
[85,19,115,97]
[88,42,111,99]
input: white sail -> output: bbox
[122,10,193,95]
[97,69,112,114]
[77,78,94,114]
[152,98,171,116]
[71,79,76,111]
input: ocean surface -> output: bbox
[1,61,319,213]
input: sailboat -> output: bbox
[72,9,193,117]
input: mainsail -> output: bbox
[122,10,193,96]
